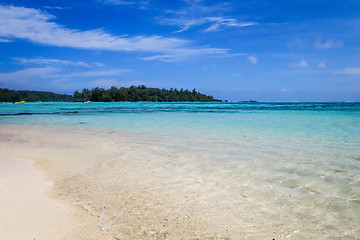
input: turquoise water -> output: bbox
[1,102,359,149]
[1,102,360,238]
[1,102,359,136]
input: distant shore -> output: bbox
[0,86,221,103]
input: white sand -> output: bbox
[0,155,73,240]
[1,125,356,239]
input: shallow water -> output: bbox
[1,102,359,239]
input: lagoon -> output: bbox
[1,102,359,239]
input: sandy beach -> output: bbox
[1,0,360,237]
[0,125,129,240]
[0,123,359,240]
[0,155,73,240]
[0,125,267,239]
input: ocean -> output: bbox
[1,102,359,239]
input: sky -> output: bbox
[0,0,360,101]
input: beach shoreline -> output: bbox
[0,125,259,239]
[0,123,359,239]
[0,155,74,240]
[0,125,125,240]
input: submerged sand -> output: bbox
[0,124,358,240]
[1,125,244,239]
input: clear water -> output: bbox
[1,102,360,238]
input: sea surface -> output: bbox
[1,102,360,239]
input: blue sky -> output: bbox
[0,0,359,101]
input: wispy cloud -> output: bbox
[289,59,309,68]
[205,17,257,32]
[87,78,122,88]
[141,47,231,62]
[0,5,185,51]
[0,56,129,91]
[159,1,256,33]
[14,57,105,68]
[0,67,59,87]
[318,62,326,69]
[160,18,206,33]
[201,66,209,73]
[314,39,342,49]
[161,16,256,33]
[289,38,343,50]
[44,6,72,10]
[0,4,231,61]
[0,37,11,42]
[247,55,258,65]
[0,66,128,82]
[335,68,360,75]
[49,69,128,78]
[98,0,150,9]
[100,0,135,5]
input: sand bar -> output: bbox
[0,155,73,240]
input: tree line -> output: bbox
[73,85,220,102]
[0,88,73,102]
[0,86,221,102]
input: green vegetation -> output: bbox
[0,88,73,102]
[0,86,221,102]
[74,85,221,102]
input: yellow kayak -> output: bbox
[14,101,26,104]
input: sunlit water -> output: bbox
[1,102,359,238]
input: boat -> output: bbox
[14,101,26,104]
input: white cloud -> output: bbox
[14,57,105,68]
[335,68,360,75]
[289,59,309,68]
[99,0,150,9]
[160,16,257,33]
[318,62,326,69]
[161,18,207,33]
[0,5,230,61]
[0,67,60,88]
[204,23,221,32]
[159,1,256,33]
[44,6,72,10]
[88,78,122,88]
[0,5,185,51]
[0,65,129,91]
[288,37,308,48]
[100,0,134,5]
[0,67,127,81]
[142,47,230,62]
[201,66,209,72]
[50,69,128,78]
[0,37,11,42]
[205,17,257,32]
[247,55,258,65]
[184,0,203,4]
[314,40,342,49]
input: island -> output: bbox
[0,85,221,102]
